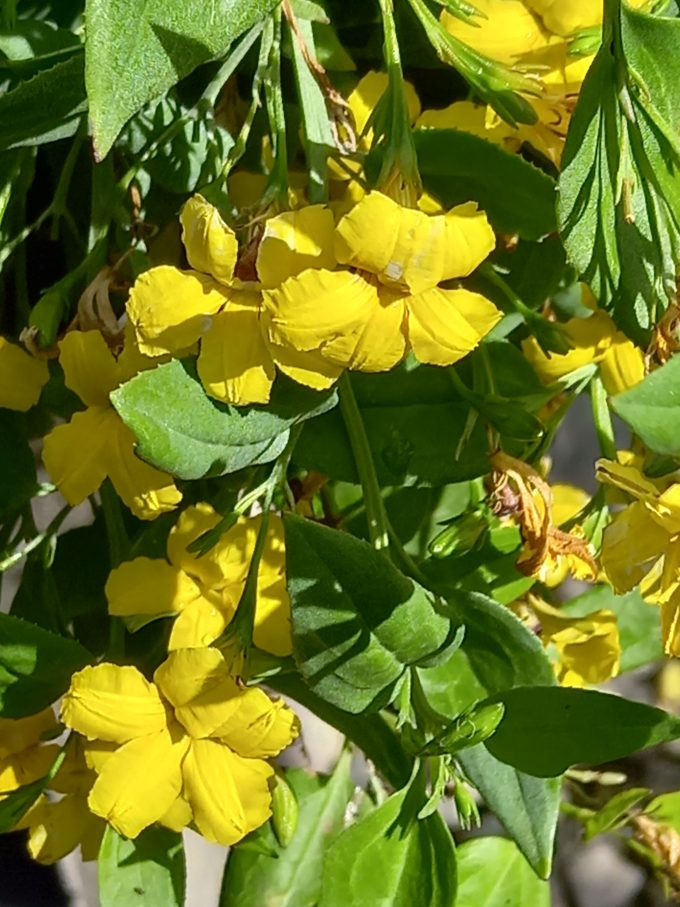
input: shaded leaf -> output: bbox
[610,354,680,456]
[99,825,185,907]
[455,837,550,906]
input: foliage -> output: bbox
[1,0,680,903]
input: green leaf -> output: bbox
[85,0,280,159]
[419,590,560,878]
[0,20,80,74]
[0,54,85,150]
[646,790,680,834]
[610,354,680,455]
[111,360,337,480]
[284,514,456,713]
[320,787,456,907]
[455,837,550,906]
[583,788,649,841]
[220,752,354,907]
[0,612,91,717]
[295,364,490,487]
[271,674,412,788]
[486,686,680,777]
[558,7,680,339]
[414,128,557,240]
[98,825,185,907]
[0,411,37,517]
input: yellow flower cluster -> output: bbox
[598,457,680,657]
[126,192,501,406]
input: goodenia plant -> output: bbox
[4,0,680,903]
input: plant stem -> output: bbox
[590,374,617,460]
[338,373,390,552]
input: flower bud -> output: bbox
[271,772,299,848]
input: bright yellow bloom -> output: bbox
[264,191,500,375]
[60,648,299,844]
[41,330,181,519]
[597,458,680,655]
[0,337,49,411]
[521,595,620,687]
[522,310,645,395]
[0,709,60,798]
[105,502,292,656]
[127,195,339,404]
[15,736,105,864]
[525,0,646,37]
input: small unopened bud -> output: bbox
[428,512,487,559]
[271,773,299,847]
[453,782,481,830]
[421,702,505,756]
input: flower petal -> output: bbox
[600,502,669,594]
[167,503,252,589]
[182,738,273,845]
[214,688,299,759]
[599,335,645,396]
[24,793,96,865]
[0,338,49,411]
[105,558,203,626]
[0,744,60,794]
[58,331,120,407]
[265,337,343,390]
[42,406,115,505]
[167,590,234,650]
[253,514,293,657]
[197,302,276,405]
[440,0,551,65]
[0,709,58,759]
[257,206,337,289]
[61,663,168,743]
[88,725,188,838]
[335,193,494,294]
[180,195,238,285]
[406,287,501,366]
[103,417,182,520]
[159,794,193,832]
[522,311,614,384]
[127,266,226,357]
[154,647,242,739]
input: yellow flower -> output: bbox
[521,594,620,687]
[263,191,501,376]
[14,736,105,864]
[522,309,645,395]
[127,194,339,403]
[105,502,292,656]
[416,101,521,150]
[0,709,60,798]
[525,0,646,37]
[60,648,299,844]
[0,337,49,411]
[41,329,182,520]
[597,457,680,655]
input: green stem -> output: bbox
[590,374,617,460]
[338,373,389,552]
[0,504,70,572]
[99,479,129,568]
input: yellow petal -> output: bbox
[551,484,589,526]
[335,193,494,294]
[440,0,552,65]
[127,266,226,357]
[264,269,379,366]
[595,458,660,500]
[167,503,252,590]
[600,502,669,594]
[406,287,501,366]
[167,591,234,650]
[159,794,193,832]
[154,647,243,739]
[0,709,58,759]
[253,514,293,657]
[342,286,407,372]
[182,738,273,845]
[599,335,645,396]
[346,71,421,140]
[265,336,344,391]
[0,744,60,794]
[522,311,615,384]
[0,338,49,411]
[116,322,159,384]
[25,793,94,865]
[58,331,120,407]
[105,558,204,623]
[103,417,182,520]
[61,663,168,743]
[88,725,188,839]
[257,206,337,289]
[523,0,602,36]
[416,101,518,148]
[180,195,238,285]
[214,688,300,758]
[197,301,276,405]
[42,406,114,505]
